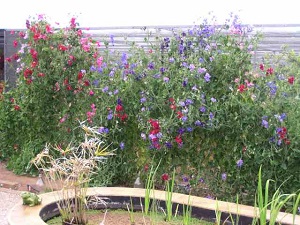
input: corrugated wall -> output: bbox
[3,24,300,86]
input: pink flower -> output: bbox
[89,90,94,96]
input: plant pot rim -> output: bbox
[7,187,300,225]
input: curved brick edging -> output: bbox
[7,187,300,225]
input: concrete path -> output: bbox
[0,189,21,225]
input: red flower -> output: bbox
[284,139,291,145]
[177,111,183,119]
[170,104,176,110]
[77,71,84,80]
[14,105,20,111]
[238,84,247,93]
[144,164,149,172]
[161,173,169,181]
[84,80,90,86]
[169,98,175,104]
[121,113,128,121]
[259,64,264,71]
[13,40,18,48]
[266,67,274,75]
[116,104,123,112]
[175,135,183,145]
[13,53,19,61]
[149,119,160,129]
[31,61,38,68]
[19,31,25,38]
[45,24,53,33]
[58,44,68,51]
[38,72,45,77]
[288,76,295,84]
[5,57,11,63]
[10,98,15,103]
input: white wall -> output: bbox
[0,0,299,29]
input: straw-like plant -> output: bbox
[31,122,114,225]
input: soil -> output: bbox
[47,209,214,225]
[0,161,39,191]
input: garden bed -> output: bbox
[7,187,300,225]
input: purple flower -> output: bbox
[221,173,227,181]
[275,113,286,123]
[114,89,119,95]
[261,117,269,128]
[169,57,175,63]
[153,73,161,79]
[160,67,166,74]
[119,142,125,150]
[110,34,115,45]
[140,97,147,103]
[121,53,127,64]
[178,128,185,134]
[102,86,109,93]
[179,101,186,107]
[182,116,188,122]
[195,120,204,127]
[182,79,188,87]
[209,112,214,120]
[199,178,204,183]
[182,176,189,182]
[189,64,195,71]
[199,58,204,63]
[148,62,155,70]
[267,81,277,96]
[90,65,96,71]
[204,73,211,82]
[98,127,109,134]
[107,111,113,120]
[186,127,193,132]
[163,77,170,83]
[185,99,194,105]
[165,142,173,149]
[236,159,244,168]
[199,106,206,113]
[198,67,206,74]
[109,70,115,77]
[92,79,99,87]
[211,97,217,102]
[97,67,103,73]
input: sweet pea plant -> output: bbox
[0,15,102,173]
[1,13,300,207]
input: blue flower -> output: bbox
[114,89,119,95]
[198,67,206,74]
[267,81,277,96]
[211,97,217,102]
[119,142,125,150]
[107,111,113,120]
[209,112,214,120]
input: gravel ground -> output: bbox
[0,189,22,225]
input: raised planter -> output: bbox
[7,187,300,225]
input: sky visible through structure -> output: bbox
[1,0,299,29]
